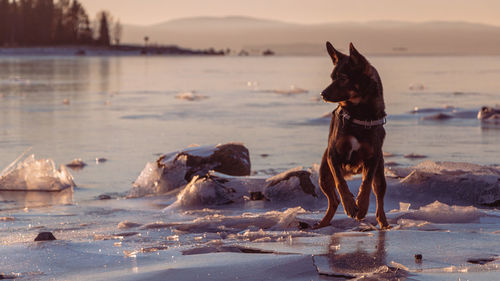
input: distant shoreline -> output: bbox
[0,45,226,56]
[2,46,499,58]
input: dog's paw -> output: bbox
[355,207,368,220]
[355,196,370,219]
[380,224,392,230]
[342,197,359,218]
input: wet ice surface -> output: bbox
[2,165,500,280]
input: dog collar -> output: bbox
[337,107,386,128]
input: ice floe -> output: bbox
[388,161,500,206]
[175,91,209,101]
[129,143,251,197]
[398,201,485,224]
[164,165,323,209]
[0,154,75,192]
[478,106,500,123]
[131,143,324,206]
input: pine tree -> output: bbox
[0,0,95,46]
[97,11,110,46]
[0,0,9,46]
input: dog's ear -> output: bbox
[326,41,344,65]
[349,42,371,74]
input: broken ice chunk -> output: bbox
[0,154,75,191]
[129,143,251,197]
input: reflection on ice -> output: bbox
[313,231,409,280]
[0,188,73,208]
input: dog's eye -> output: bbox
[336,74,349,83]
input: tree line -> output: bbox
[0,0,122,47]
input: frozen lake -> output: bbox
[0,55,499,280]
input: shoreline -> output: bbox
[3,47,500,57]
[0,45,226,57]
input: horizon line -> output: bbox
[122,15,500,28]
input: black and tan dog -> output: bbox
[316,42,389,229]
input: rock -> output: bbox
[477,106,500,121]
[175,174,247,207]
[421,113,453,120]
[250,191,266,201]
[404,153,427,159]
[66,158,87,169]
[98,194,112,200]
[34,232,56,241]
[414,254,423,263]
[298,221,310,230]
[96,158,107,163]
[129,143,251,197]
[467,256,497,265]
[266,168,317,198]
[264,167,320,203]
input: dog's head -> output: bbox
[321,42,375,104]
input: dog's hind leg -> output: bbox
[315,150,340,228]
[372,160,390,229]
[355,159,377,220]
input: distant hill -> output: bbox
[122,16,500,55]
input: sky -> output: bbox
[80,0,500,26]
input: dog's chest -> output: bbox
[334,134,374,164]
[347,136,360,160]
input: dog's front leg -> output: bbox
[316,150,340,228]
[355,158,378,220]
[327,148,358,218]
[372,159,390,229]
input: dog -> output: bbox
[315,42,389,229]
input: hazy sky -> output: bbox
[80,0,500,26]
